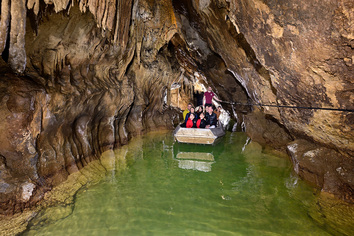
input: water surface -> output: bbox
[24,131,348,235]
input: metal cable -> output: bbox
[221,101,354,112]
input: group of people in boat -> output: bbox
[181,86,222,129]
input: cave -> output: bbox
[0,0,353,234]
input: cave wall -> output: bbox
[171,0,353,200]
[172,0,353,152]
[231,0,354,199]
[0,0,183,214]
[228,0,353,153]
[0,0,353,214]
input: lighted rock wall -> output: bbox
[0,0,353,214]
[171,0,353,200]
[0,1,182,214]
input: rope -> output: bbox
[220,101,354,112]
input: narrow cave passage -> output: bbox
[0,0,353,235]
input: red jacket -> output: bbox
[186,119,194,128]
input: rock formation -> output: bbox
[0,0,353,215]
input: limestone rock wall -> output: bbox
[227,0,353,153]
[172,0,353,152]
[0,0,353,214]
[171,0,353,200]
[227,0,353,200]
[0,1,182,214]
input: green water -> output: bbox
[24,132,348,235]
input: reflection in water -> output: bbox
[177,159,213,172]
[241,137,251,152]
[173,142,218,172]
[23,131,354,236]
[175,152,215,172]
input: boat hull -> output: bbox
[173,125,225,145]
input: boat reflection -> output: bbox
[173,143,216,172]
[176,152,215,172]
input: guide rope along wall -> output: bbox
[220,101,354,112]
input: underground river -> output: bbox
[22,131,353,235]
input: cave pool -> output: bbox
[23,131,352,235]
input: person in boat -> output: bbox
[196,112,207,128]
[204,104,211,118]
[214,106,222,120]
[203,86,221,108]
[183,103,192,121]
[195,106,203,117]
[205,106,217,128]
[185,106,198,122]
[204,105,210,122]
[186,113,197,128]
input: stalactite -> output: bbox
[0,0,10,54]
[95,0,106,28]
[83,0,119,31]
[27,0,40,15]
[1,0,137,72]
[79,0,89,13]
[115,0,133,47]
[102,0,116,31]
[44,0,71,13]
[8,0,27,74]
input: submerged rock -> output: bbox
[287,139,354,202]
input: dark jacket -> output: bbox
[197,118,207,128]
[205,112,217,126]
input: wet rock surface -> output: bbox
[225,0,354,153]
[0,2,182,214]
[243,110,293,151]
[287,139,354,201]
[0,0,353,217]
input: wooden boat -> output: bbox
[173,122,225,145]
